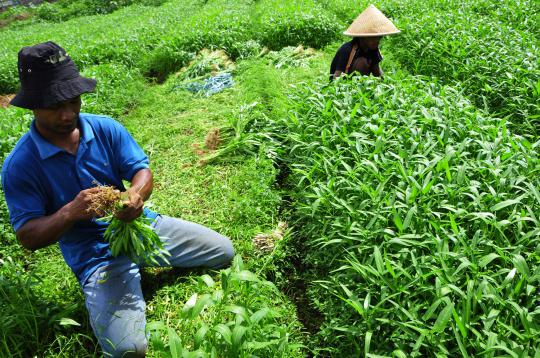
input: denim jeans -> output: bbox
[82,215,234,357]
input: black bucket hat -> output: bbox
[10,41,96,110]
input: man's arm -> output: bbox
[16,187,102,251]
[16,169,153,249]
[331,44,350,80]
[115,168,153,223]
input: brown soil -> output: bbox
[0,94,14,109]
[0,12,31,29]
[14,13,31,21]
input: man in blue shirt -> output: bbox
[2,41,234,357]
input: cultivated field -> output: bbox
[0,0,539,356]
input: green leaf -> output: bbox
[432,302,454,333]
[503,268,517,285]
[484,309,500,331]
[403,206,417,230]
[478,253,500,268]
[199,274,215,288]
[244,341,276,350]
[491,199,521,211]
[373,246,384,274]
[365,331,372,356]
[232,270,260,282]
[393,213,403,232]
[232,255,244,271]
[215,324,232,345]
[452,308,467,338]
[168,327,183,357]
[423,298,442,321]
[181,293,198,318]
[225,305,248,320]
[512,254,530,277]
[58,318,81,327]
[194,324,208,348]
[250,308,271,324]
[190,294,213,320]
[384,255,396,279]
[453,325,470,358]
[221,271,229,292]
[147,321,167,331]
[232,325,248,348]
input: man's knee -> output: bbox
[213,236,235,269]
[222,237,235,263]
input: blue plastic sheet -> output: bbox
[173,73,234,97]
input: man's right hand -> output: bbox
[16,187,105,251]
[64,187,103,222]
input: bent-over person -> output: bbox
[330,4,400,80]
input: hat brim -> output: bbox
[10,76,96,110]
[343,30,401,37]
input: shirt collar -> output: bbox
[29,114,95,160]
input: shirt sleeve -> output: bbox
[108,119,150,181]
[1,166,46,232]
[333,44,351,73]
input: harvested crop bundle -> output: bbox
[204,128,221,150]
[88,185,170,265]
[252,221,287,253]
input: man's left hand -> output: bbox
[115,188,144,223]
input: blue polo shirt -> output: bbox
[1,113,158,285]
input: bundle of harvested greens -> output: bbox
[87,185,170,265]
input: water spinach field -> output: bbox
[1,0,539,356]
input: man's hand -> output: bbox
[64,187,103,222]
[16,187,104,251]
[115,188,144,223]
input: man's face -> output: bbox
[364,36,382,50]
[33,96,81,135]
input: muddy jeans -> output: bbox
[82,215,234,357]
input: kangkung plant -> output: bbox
[147,255,304,357]
[269,75,540,355]
[88,185,169,265]
[385,0,540,133]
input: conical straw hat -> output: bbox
[343,4,400,37]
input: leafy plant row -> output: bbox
[148,256,304,357]
[319,0,540,133]
[384,0,539,133]
[0,0,167,28]
[34,0,168,22]
[0,0,342,93]
[269,75,540,356]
